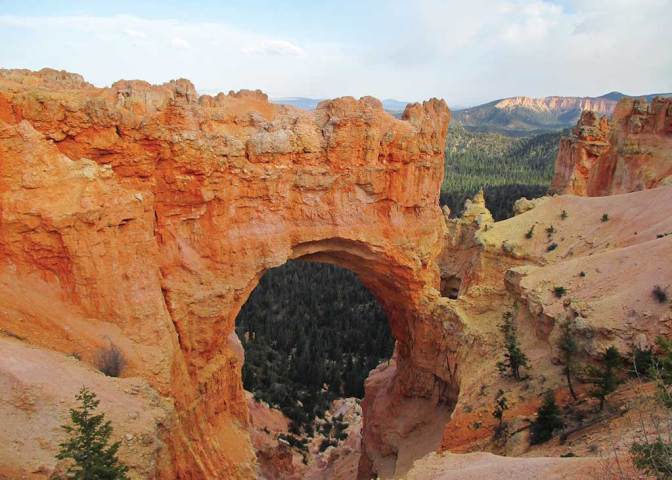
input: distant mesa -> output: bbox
[453,91,672,135]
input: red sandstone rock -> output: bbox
[551,97,672,195]
[0,68,453,479]
[3,67,671,480]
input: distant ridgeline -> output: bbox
[271,93,672,220]
[453,91,672,135]
[236,261,394,435]
[440,123,561,220]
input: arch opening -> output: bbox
[236,259,396,474]
[223,236,461,479]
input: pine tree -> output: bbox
[55,387,129,480]
[529,390,564,444]
[587,346,621,411]
[558,320,578,400]
[496,312,529,380]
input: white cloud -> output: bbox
[124,28,146,39]
[242,40,305,57]
[0,4,669,106]
[170,37,190,49]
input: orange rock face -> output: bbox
[551,97,672,196]
[0,68,456,478]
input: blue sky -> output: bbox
[0,0,670,106]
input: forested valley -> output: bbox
[236,261,394,435]
[441,124,562,220]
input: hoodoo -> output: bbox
[551,97,672,196]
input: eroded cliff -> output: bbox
[2,68,672,480]
[551,97,672,195]
[0,68,456,479]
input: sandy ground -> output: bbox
[403,451,601,480]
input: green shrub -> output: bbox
[601,213,609,222]
[629,337,672,479]
[652,336,672,408]
[631,439,672,480]
[95,344,125,378]
[630,346,655,378]
[553,286,567,298]
[653,285,669,304]
[560,210,568,220]
[547,242,558,252]
[319,438,336,452]
[278,433,309,452]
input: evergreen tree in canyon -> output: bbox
[496,311,529,380]
[586,346,622,411]
[557,320,579,400]
[236,261,394,434]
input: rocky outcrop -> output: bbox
[3,67,671,480]
[246,394,306,480]
[551,97,672,196]
[435,185,672,462]
[0,68,456,478]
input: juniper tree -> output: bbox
[55,387,129,480]
[557,320,578,400]
[496,311,529,380]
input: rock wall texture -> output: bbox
[0,68,457,479]
[3,67,671,480]
[434,186,672,468]
[551,97,672,196]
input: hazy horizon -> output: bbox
[1,0,670,107]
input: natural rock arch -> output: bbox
[0,69,463,478]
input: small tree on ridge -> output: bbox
[55,387,129,480]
